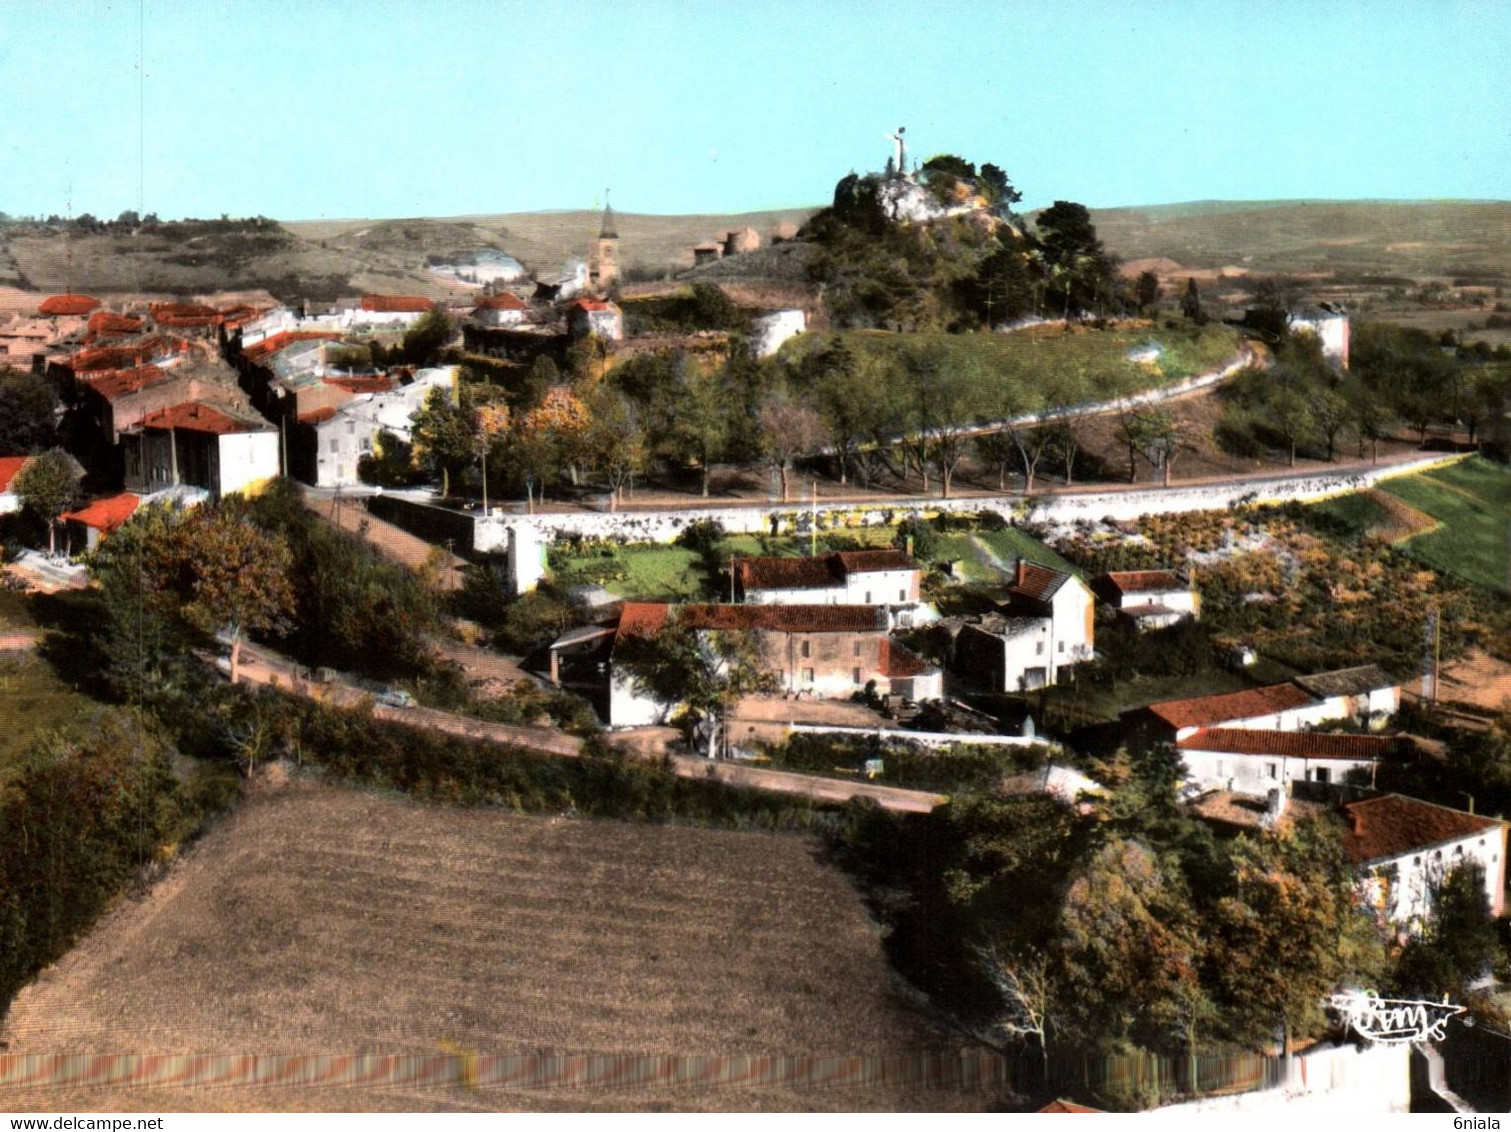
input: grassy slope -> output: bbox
[779,323,1241,407]
[0,655,105,784]
[1377,457,1511,593]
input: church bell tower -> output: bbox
[589,194,619,290]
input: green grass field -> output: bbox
[1377,457,1511,593]
[778,322,1242,409]
[0,655,105,784]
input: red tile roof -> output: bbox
[474,293,529,311]
[1179,728,1395,761]
[61,492,139,532]
[879,638,931,678]
[241,330,342,363]
[678,603,885,633]
[38,293,101,317]
[138,402,259,435]
[1146,683,1320,730]
[568,299,615,312]
[83,365,169,400]
[1102,569,1185,594]
[616,601,671,640]
[322,374,394,394]
[87,311,146,338]
[735,550,920,593]
[1006,560,1071,603]
[298,407,339,425]
[0,456,31,493]
[149,301,221,327]
[361,294,434,313]
[1341,795,1504,865]
[68,336,182,373]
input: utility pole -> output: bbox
[810,479,817,558]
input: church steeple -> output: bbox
[590,189,620,290]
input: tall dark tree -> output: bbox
[1134,271,1161,315]
[1181,278,1203,323]
[0,369,57,453]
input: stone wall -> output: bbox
[478,452,1470,550]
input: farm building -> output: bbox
[59,492,139,555]
[733,548,925,625]
[1129,683,1335,746]
[1292,664,1400,729]
[1092,568,1198,630]
[121,402,279,500]
[953,561,1094,692]
[1177,728,1398,795]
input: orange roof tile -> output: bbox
[616,601,671,640]
[1146,684,1319,730]
[68,336,182,373]
[735,549,919,593]
[879,638,930,678]
[38,293,101,316]
[149,301,221,327]
[138,402,260,435]
[322,375,394,394]
[0,456,31,493]
[1341,795,1505,865]
[1037,1099,1104,1113]
[1178,728,1396,761]
[61,492,139,531]
[241,330,342,363]
[474,293,529,311]
[87,311,146,338]
[83,365,169,400]
[361,294,434,313]
[298,407,338,425]
[1101,569,1185,594]
[1006,560,1071,603]
[678,604,885,633]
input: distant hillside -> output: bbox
[284,207,818,278]
[3,200,1505,303]
[1086,199,1511,280]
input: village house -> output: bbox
[566,298,623,343]
[86,310,146,341]
[37,293,101,318]
[1193,789,1508,931]
[1289,302,1350,369]
[121,401,280,501]
[1177,728,1400,795]
[953,560,1094,692]
[58,492,139,555]
[0,316,66,371]
[1129,683,1333,747]
[733,548,924,621]
[0,456,32,515]
[470,292,531,328]
[349,294,435,329]
[1092,568,1199,630]
[533,261,588,303]
[582,601,942,728]
[1292,664,1400,729]
[296,366,453,487]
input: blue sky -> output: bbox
[1,0,1506,220]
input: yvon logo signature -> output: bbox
[1329,989,1466,1043]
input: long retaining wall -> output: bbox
[478,451,1472,548]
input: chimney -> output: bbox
[1015,558,1026,587]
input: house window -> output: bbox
[853,667,862,685]
[1266,763,1278,780]
[1315,767,1330,784]
[803,667,814,684]
[800,640,811,659]
[899,589,906,602]
[328,439,339,454]
[864,591,872,604]
[1058,640,1065,654]
[853,641,862,657]
[1036,641,1044,656]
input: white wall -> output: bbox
[1179,750,1377,795]
[608,668,669,728]
[0,490,18,516]
[1361,828,1508,927]
[750,309,806,358]
[1150,1042,1409,1114]
[217,431,280,497]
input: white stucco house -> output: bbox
[953,561,1094,692]
[1289,303,1350,370]
[303,367,454,488]
[121,402,280,500]
[1344,795,1507,928]
[1293,665,1400,730]
[471,293,531,328]
[1135,682,1338,746]
[1093,568,1199,630]
[733,549,932,627]
[1177,728,1396,795]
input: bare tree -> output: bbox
[980,945,1055,1078]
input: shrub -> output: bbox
[675,518,727,555]
[893,515,938,560]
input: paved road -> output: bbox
[222,642,947,813]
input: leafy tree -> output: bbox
[585,387,647,510]
[399,308,456,366]
[614,623,777,758]
[1134,271,1161,315]
[14,448,81,555]
[1268,383,1314,467]
[514,386,590,506]
[1181,278,1203,323]
[1307,382,1351,462]
[1393,863,1500,1000]
[977,163,1023,213]
[657,360,730,498]
[1208,819,1386,1050]
[0,369,57,453]
[170,503,296,685]
[409,386,474,496]
[969,242,1035,328]
[758,392,829,503]
[1034,201,1117,318]
[1138,410,1187,487]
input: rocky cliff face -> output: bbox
[874,178,984,225]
